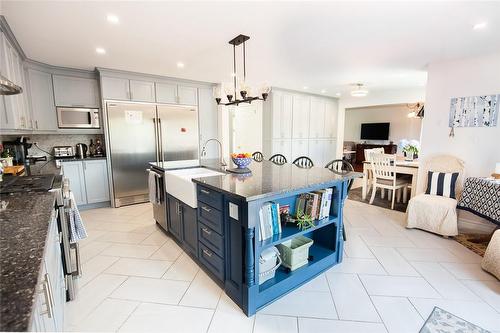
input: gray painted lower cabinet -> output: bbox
[30,209,65,331]
[61,159,110,206]
[166,194,198,258]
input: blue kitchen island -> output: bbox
[151,159,359,316]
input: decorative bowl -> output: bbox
[232,157,252,169]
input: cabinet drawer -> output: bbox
[198,222,224,258]
[198,204,223,235]
[198,242,224,281]
[197,186,223,210]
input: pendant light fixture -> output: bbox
[215,34,270,106]
[350,83,369,97]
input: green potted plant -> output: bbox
[399,139,420,161]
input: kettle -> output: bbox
[75,143,88,159]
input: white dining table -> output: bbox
[362,159,420,200]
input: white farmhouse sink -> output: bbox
[165,167,224,208]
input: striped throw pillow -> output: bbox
[425,171,459,199]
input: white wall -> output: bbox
[420,53,500,178]
[344,104,422,152]
[420,53,500,233]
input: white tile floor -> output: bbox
[65,200,500,333]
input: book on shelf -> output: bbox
[314,188,333,220]
[259,202,282,241]
[294,188,333,221]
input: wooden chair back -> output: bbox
[364,147,385,162]
[269,154,287,165]
[370,153,397,183]
[325,159,354,192]
[252,151,264,162]
[293,156,314,168]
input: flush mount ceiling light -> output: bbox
[214,34,270,106]
[350,83,368,97]
[106,14,119,24]
[321,89,326,94]
[95,47,106,54]
[335,92,341,97]
[176,62,185,68]
[473,22,487,30]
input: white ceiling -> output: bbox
[2,1,500,97]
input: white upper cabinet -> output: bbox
[129,80,155,102]
[308,139,324,166]
[198,87,218,151]
[53,75,100,108]
[156,82,177,104]
[309,97,326,138]
[177,85,197,105]
[292,94,310,139]
[324,100,338,138]
[271,91,293,139]
[101,76,130,100]
[27,69,57,131]
[323,139,337,163]
[291,139,309,161]
[271,139,292,162]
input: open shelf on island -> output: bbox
[258,215,338,250]
[258,243,336,294]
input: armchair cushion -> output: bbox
[425,171,459,199]
[406,193,458,236]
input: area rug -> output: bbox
[420,307,490,333]
[348,187,408,212]
[452,233,490,257]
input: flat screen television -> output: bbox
[360,122,390,140]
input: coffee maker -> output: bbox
[2,137,32,165]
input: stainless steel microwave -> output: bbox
[57,107,100,128]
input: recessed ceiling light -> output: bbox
[107,14,119,24]
[230,72,236,77]
[177,62,185,68]
[95,47,106,54]
[321,89,326,94]
[473,22,487,30]
[303,86,308,90]
[335,92,341,97]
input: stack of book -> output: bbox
[259,202,282,241]
[295,188,333,221]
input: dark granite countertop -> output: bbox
[57,156,107,162]
[0,192,56,331]
[194,160,361,201]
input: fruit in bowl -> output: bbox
[231,152,252,169]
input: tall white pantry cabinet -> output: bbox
[263,89,339,167]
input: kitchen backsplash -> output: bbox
[0,134,104,175]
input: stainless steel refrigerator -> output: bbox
[106,102,199,207]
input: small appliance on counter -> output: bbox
[53,146,75,158]
[75,143,88,159]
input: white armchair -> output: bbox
[406,155,465,236]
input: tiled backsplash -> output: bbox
[0,134,104,175]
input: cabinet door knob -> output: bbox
[200,189,210,195]
[201,206,211,213]
[202,227,212,235]
[202,249,213,257]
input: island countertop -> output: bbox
[0,191,56,332]
[191,160,361,201]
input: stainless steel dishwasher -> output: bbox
[149,166,167,231]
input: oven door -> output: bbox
[57,107,99,128]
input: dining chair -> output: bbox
[252,151,264,162]
[370,153,409,210]
[364,147,385,193]
[293,156,314,169]
[406,154,465,236]
[269,154,287,165]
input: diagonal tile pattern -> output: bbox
[65,200,499,332]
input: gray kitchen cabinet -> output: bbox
[129,79,155,102]
[30,210,65,332]
[83,159,110,203]
[62,159,110,206]
[53,75,100,108]
[62,161,87,206]
[27,69,58,131]
[198,86,218,155]
[101,76,130,100]
[155,82,178,104]
[178,85,197,105]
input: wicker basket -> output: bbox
[277,236,313,271]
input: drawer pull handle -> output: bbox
[202,249,213,257]
[202,227,212,235]
[200,189,210,194]
[201,206,211,213]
